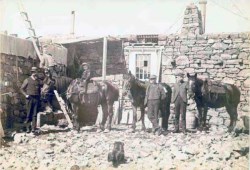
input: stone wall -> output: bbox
[0,53,39,129]
[159,33,250,114]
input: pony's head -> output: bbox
[66,79,80,100]
[122,71,136,96]
[187,73,199,98]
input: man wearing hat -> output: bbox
[144,75,166,135]
[20,67,41,133]
[171,72,189,134]
[81,62,92,93]
[40,46,57,77]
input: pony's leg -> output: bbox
[140,106,146,131]
[161,103,170,131]
[106,101,114,131]
[100,103,108,131]
[197,106,203,130]
[226,105,238,132]
[72,104,80,132]
[202,106,208,129]
[131,106,137,132]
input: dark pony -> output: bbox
[187,73,240,132]
[122,72,172,132]
[66,79,119,132]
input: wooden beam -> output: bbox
[102,37,107,81]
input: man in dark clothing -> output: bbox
[42,68,55,112]
[144,75,166,135]
[20,67,41,133]
[81,63,92,93]
[171,73,189,134]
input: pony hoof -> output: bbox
[128,129,135,133]
[227,127,234,133]
[96,129,102,133]
[104,129,110,133]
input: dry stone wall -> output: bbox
[0,53,39,129]
[159,32,250,119]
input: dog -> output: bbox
[108,141,125,166]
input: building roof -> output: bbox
[0,33,37,59]
[40,35,122,44]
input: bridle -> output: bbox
[122,74,134,96]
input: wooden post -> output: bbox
[70,11,75,36]
[102,37,107,81]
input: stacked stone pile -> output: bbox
[181,3,203,35]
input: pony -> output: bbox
[66,79,119,132]
[122,72,172,132]
[187,73,241,132]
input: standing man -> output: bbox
[144,75,166,135]
[40,46,58,77]
[172,73,189,134]
[42,68,55,112]
[81,63,92,93]
[20,67,41,133]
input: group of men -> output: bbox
[144,73,188,135]
[20,62,91,133]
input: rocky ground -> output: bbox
[0,121,249,170]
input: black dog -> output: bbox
[108,141,125,166]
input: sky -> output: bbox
[0,0,250,38]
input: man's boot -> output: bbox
[181,119,187,134]
[156,128,162,136]
[173,120,179,133]
[24,118,29,124]
[26,123,31,133]
[31,119,37,133]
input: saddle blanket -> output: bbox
[206,80,226,94]
[84,82,99,94]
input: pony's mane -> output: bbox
[133,78,147,89]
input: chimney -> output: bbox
[71,11,75,36]
[199,0,207,34]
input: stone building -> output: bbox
[0,3,249,129]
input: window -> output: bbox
[136,54,151,80]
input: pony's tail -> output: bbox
[138,110,145,122]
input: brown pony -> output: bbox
[187,73,241,132]
[66,79,119,132]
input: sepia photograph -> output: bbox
[0,0,249,169]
